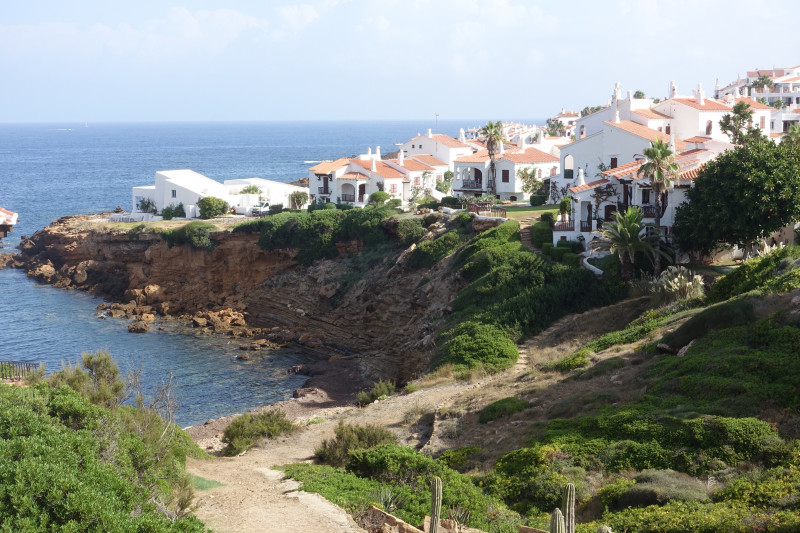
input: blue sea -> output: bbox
[0,120,540,426]
[0,120,536,425]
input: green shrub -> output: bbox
[221,409,294,456]
[336,203,354,210]
[268,203,284,215]
[530,194,546,206]
[356,380,396,407]
[436,446,482,470]
[559,197,571,214]
[397,218,426,245]
[370,191,390,205]
[556,240,583,253]
[660,298,754,350]
[160,202,185,220]
[46,350,125,409]
[387,198,402,208]
[550,246,568,262]
[315,422,397,468]
[407,231,466,268]
[541,242,554,256]
[543,348,591,372]
[403,384,420,394]
[540,212,555,225]
[160,221,217,250]
[239,184,261,194]
[289,191,309,209]
[197,196,229,219]
[441,196,460,206]
[479,397,531,423]
[531,221,552,247]
[707,245,800,302]
[436,321,519,372]
[614,469,710,508]
[562,252,580,267]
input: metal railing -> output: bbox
[640,205,657,218]
[459,180,483,189]
[580,220,593,232]
[341,194,355,202]
[0,360,41,380]
[553,221,575,232]
[468,203,507,218]
[318,187,331,195]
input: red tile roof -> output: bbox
[0,207,18,224]
[455,150,490,163]
[733,97,772,110]
[410,133,471,149]
[602,151,707,182]
[336,172,368,181]
[350,159,405,179]
[679,164,706,181]
[389,159,432,171]
[605,120,687,151]
[570,178,610,194]
[683,136,712,143]
[673,98,732,111]
[633,108,670,119]
[309,158,350,174]
[502,147,559,163]
[410,154,447,167]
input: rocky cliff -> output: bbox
[17,215,470,381]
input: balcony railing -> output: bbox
[564,169,574,180]
[468,203,507,218]
[640,205,656,218]
[553,221,575,232]
[458,180,483,189]
[341,194,355,202]
[318,187,330,195]
[580,220,593,232]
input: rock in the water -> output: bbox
[236,353,250,361]
[192,317,208,328]
[128,320,150,333]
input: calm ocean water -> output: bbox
[0,120,537,425]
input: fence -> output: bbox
[468,202,507,218]
[0,360,41,380]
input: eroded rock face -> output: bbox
[18,214,464,381]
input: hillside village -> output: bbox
[129,64,800,255]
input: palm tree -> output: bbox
[781,124,800,146]
[719,101,754,145]
[592,206,657,282]
[637,138,679,275]
[480,121,504,195]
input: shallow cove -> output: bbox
[0,266,312,427]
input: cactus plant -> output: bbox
[430,476,442,533]
[562,483,575,533]
[550,508,565,533]
[596,526,613,533]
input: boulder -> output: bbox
[140,313,156,322]
[30,263,56,283]
[128,320,150,333]
[192,317,208,328]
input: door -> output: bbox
[358,184,366,203]
[604,204,617,221]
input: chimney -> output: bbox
[459,128,466,143]
[576,168,585,187]
[398,149,404,166]
[375,146,381,160]
[669,130,676,152]
[669,80,677,99]
[614,97,620,123]
[499,142,505,155]
[627,89,633,101]
[519,135,527,149]
[427,128,433,138]
[613,82,621,102]
[697,83,705,105]
[371,157,377,172]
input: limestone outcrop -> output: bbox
[17,215,463,381]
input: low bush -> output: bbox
[530,221,552,247]
[315,422,397,468]
[540,212,555,225]
[221,409,294,456]
[562,252,580,267]
[649,265,705,304]
[407,231,467,268]
[356,380,396,407]
[659,298,754,350]
[436,446,482,470]
[396,218,426,245]
[543,348,591,372]
[387,198,402,208]
[541,242,554,256]
[197,196,229,219]
[530,194,546,206]
[550,246,568,262]
[707,245,800,302]
[556,240,583,253]
[160,202,185,220]
[370,191,390,205]
[435,321,518,372]
[336,203,354,210]
[442,196,460,207]
[159,221,218,250]
[479,397,531,423]
[268,204,284,215]
[614,469,709,509]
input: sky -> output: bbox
[2,0,797,123]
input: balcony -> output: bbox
[553,221,575,232]
[468,202,507,218]
[458,180,483,190]
[318,187,331,195]
[640,205,657,218]
[564,169,574,180]
[341,194,355,203]
[580,220,593,232]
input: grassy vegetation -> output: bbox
[315,422,397,468]
[706,244,800,302]
[159,221,218,250]
[478,397,531,423]
[356,380,396,407]
[0,382,207,531]
[221,409,294,456]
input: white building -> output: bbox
[452,145,559,201]
[399,129,474,170]
[131,169,307,218]
[716,64,800,109]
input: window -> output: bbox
[414,176,420,186]
[705,120,713,135]
[502,169,509,182]
[760,116,765,129]
[171,189,177,198]
[550,167,557,176]
[390,184,397,194]
[665,125,671,135]
[610,157,618,169]
[642,189,651,204]
[538,169,542,178]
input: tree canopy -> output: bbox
[719,101,756,145]
[637,138,679,274]
[673,139,800,256]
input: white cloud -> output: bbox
[279,4,320,30]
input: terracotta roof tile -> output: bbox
[733,96,772,110]
[502,147,559,163]
[570,178,610,194]
[351,159,405,179]
[633,108,670,119]
[455,150,490,164]
[336,172,369,181]
[602,152,706,181]
[410,154,447,167]
[410,133,471,149]
[683,136,712,143]
[679,164,706,181]
[673,98,732,111]
[389,159,432,171]
[605,120,687,151]
[310,158,350,174]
